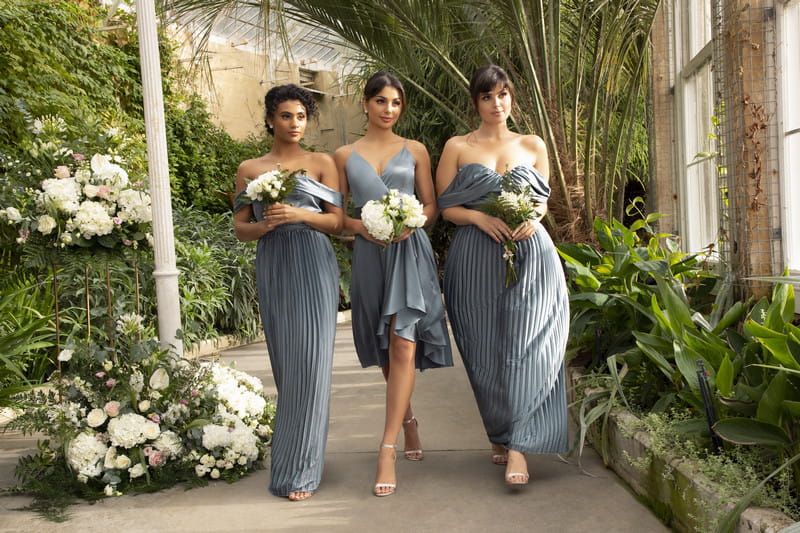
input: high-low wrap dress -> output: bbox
[234,175,342,496]
[345,144,453,370]
[437,163,568,454]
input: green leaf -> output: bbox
[745,320,800,371]
[716,355,734,397]
[713,418,791,447]
[711,300,747,335]
[654,277,694,331]
[755,371,787,426]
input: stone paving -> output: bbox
[0,320,670,532]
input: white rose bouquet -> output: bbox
[480,175,546,287]
[241,165,301,205]
[1,152,152,250]
[361,189,427,243]
[9,312,275,504]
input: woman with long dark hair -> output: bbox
[334,72,452,497]
[436,65,569,486]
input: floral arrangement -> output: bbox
[0,152,152,250]
[9,313,275,505]
[240,165,301,205]
[480,175,546,286]
[361,189,427,243]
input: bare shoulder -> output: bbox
[237,156,266,178]
[520,133,547,152]
[308,151,335,166]
[406,139,430,158]
[333,144,353,163]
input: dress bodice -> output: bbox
[345,145,416,208]
[437,163,550,211]
[233,174,343,228]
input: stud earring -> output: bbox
[363,109,368,115]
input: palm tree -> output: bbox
[159,0,660,242]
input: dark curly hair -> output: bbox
[263,84,318,136]
[469,65,516,112]
[363,72,406,119]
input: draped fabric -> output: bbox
[345,145,453,370]
[438,164,569,453]
[234,175,343,496]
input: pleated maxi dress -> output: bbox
[345,144,453,370]
[437,163,569,454]
[234,175,343,497]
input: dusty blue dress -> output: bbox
[438,164,568,454]
[345,144,453,370]
[234,175,342,497]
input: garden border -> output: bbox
[567,369,796,532]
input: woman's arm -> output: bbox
[435,137,512,243]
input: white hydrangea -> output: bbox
[71,200,114,238]
[153,430,183,458]
[40,177,81,214]
[107,413,159,448]
[129,370,144,393]
[201,422,259,461]
[66,431,108,478]
[361,201,394,241]
[209,364,267,421]
[91,153,129,189]
[117,189,152,223]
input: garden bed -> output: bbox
[568,369,796,532]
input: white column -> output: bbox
[135,0,183,355]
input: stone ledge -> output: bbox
[568,370,796,532]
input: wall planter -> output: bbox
[568,369,796,532]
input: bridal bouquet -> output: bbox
[480,177,546,287]
[361,189,427,243]
[0,153,152,250]
[241,165,301,205]
[9,314,275,505]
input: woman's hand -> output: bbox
[392,227,414,243]
[357,220,390,246]
[473,212,512,243]
[511,219,539,242]
[264,202,305,227]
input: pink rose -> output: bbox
[148,451,166,467]
[149,413,161,424]
[112,216,122,225]
[72,153,85,161]
[95,371,106,379]
[179,399,189,406]
[18,229,29,239]
[97,185,110,198]
[105,378,116,388]
[122,239,132,246]
[54,165,70,179]
[143,446,153,457]
[191,390,199,397]
[104,401,120,417]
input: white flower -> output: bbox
[107,413,151,448]
[115,454,132,470]
[129,370,144,393]
[361,201,393,241]
[91,153,129,188]
[116,313,144,336]
[57,349,74,362]
[195,464,208,477]
[66,432,108,478]
[361,190,426,242]
[72,200,114,238]
[102,360,113,372]
[37,214,57,235]
[153,430,182,457]
[117,189,152,223]
[128,463,145,479]
[83,183,99,198]
[245,170,282,202]
[210,468,220,479]
[104,447,118,469]
[138,400,151,412]
[142,421,160,440]
[40,177,81,214]
[3,207,21,222]
[149,367,169,390]
[86,408,108,428]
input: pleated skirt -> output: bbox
[256,226,339,496]
[443,223,569,454]
[350,230,453,370]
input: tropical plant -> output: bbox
[159,0,660,243]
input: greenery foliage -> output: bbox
[560,213,800,524]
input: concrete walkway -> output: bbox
[0,321,670,532]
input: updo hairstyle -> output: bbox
[263,84,318,136]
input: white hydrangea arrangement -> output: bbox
[10,313,275,499]
[1,152,152,249]
[361,188,427,243]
